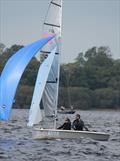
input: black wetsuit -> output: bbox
[72,119,84,131]
[57,122,71,130]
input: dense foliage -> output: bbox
[0,43,120,110]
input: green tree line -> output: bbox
[0,43,120,110]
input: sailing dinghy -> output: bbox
[33,129,109,141]
[28,0,109,141]
[0,0,109,141]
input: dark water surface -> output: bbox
[0,109,120,161]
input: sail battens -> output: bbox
[51,2,61,7]
[44,22,60,28]
[41,50,59,55]
[47,81,57,83]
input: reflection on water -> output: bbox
[0,109,120,161]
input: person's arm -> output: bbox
[83,121,89,131]
[57,123,65,129]
[72,120,77,130]
[84,126,89,131]
[82,120,89,131]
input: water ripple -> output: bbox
[0,109,120,161]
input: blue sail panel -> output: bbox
[0,36,54,120]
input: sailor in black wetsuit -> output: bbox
[72,114,88,131]
[57,117,71,130]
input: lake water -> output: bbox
[0,109,120,161]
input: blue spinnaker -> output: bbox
[0,36,54,120]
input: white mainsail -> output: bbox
[28,0,62,127]
[42,0,62,124]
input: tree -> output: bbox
[1,44,120,109]
[75,52,85,67]
[0,43,6,55]
[84,46,113,89]
[108,59,120,90]
[0,44,23,72]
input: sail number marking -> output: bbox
[48,131,59,136]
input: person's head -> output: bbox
[65,117,70,123]
[76,114,80,120]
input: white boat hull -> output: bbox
[33,128,110,141]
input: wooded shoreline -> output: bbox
[0,44,120,110]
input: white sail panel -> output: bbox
[35,0,62,61]
[42,54,59,117]
[28,46,57,127]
